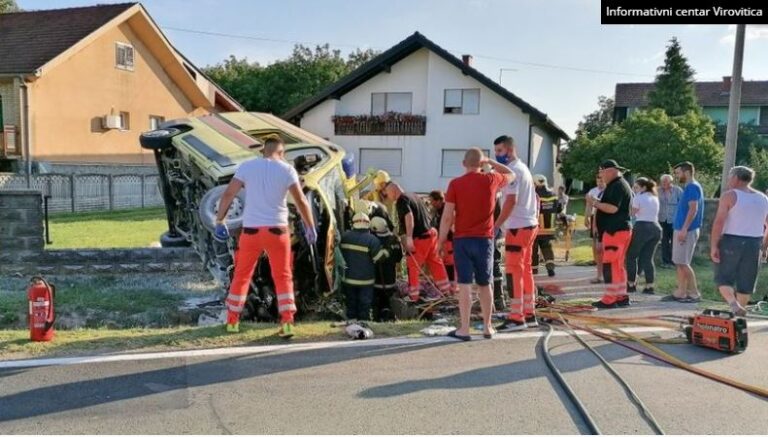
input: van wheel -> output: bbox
[140,128,181,150]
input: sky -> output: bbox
[17,0,768,136]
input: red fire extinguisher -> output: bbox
[28,276,55,342]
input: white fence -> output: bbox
[0,173,165,213]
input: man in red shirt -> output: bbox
[438,148,515,340]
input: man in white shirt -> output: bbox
[493,135,540,331]
[215,136,317,338]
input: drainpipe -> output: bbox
[19,77,31,188]
[526,124,533,168]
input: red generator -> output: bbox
[28,276,56,342]
[685,309,747,354]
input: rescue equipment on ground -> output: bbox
[684,308,748,354]
[28,276,55,342]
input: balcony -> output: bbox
[332,113,426,136]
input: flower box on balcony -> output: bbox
[332,112,426,136]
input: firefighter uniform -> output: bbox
[396,192,452,301]
[492,195,505,308]
[431,203,456,292]
[595,173,633,306]
[340,213,388,320]
[371,216,403,321]
[533,184,559,277]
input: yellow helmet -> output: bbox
[370,216,390,236]
[372,170,391,190]
[352,212,371,230]
[353,199,374,216]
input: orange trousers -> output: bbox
[406,229,451,300]
[600,230,632,304]
[504,226,538,321]
[226,227,296,324]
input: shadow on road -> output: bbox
[0,340,446,423]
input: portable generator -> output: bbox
[684,309,748,354]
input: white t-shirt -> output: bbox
[502,158,539,229]
[233,158,300,227]
[587,187,603,216]
[632,192,660,223]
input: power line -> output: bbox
[162,25,655,78]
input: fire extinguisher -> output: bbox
[28,276,55,342]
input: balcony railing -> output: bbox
[332,113,426,136]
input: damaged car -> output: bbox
[140,112,355,321]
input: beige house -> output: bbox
[0,3,242,173]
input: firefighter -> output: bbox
[370,216,403,321]
[215,136,317,338]
[384,182,452,302]
[533,175,559,277]
[428,190,457,294]
[340,213,388,321]
[492,193,506,309]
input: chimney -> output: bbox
[461,54,473,67]
[722,76,732,92]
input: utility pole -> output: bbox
[721,24,746,194]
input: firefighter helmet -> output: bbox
[370,216,391,236]
[353,199,374,216]
[533,174,548,186]
[352,212,371,230]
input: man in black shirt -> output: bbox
[592,160,633,309]
[385,182,451,302]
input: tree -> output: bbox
[0,0,20,13]
[647,37,699,117]
[561,109,722,185]
[748,147,768,192]
[713,122,768,165]
[204,44,379,115]
[559,96,615,182]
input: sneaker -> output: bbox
[278,322,294,339]
[616,296,631,307]
[226,322,240,333]
[642,287,655,295]
[525,315,539,328]
[627,284,637,293]
[496,319,528,332]
[591,300,617,309]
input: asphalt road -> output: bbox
[1,325,767,434]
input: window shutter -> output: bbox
[462,89,480,114]
[444,89,462,108]
[371,93,386,115]
[360,149,402,176]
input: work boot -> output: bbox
[592,300,617,310]
[616,296,630,307]
[226,322,240,333]
[278,322,295,339]
[496,319,528,332]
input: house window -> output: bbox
[444,89,480,114]
[441,149,491,177]
[119,112,130,131]
[761,106,768,126]
[371,92,412,115]
[115,42,135,71]
[149,115,165,130]
[360,148,402,176]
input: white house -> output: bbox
[283,32,569,193]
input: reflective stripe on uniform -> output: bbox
[226,293,247,303]
[341,244,369,253]
[278,303,297,313]
[227,303,243,313]
[343,278,376,286]
[372,249,388,262]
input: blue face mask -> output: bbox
[495,154,510,165]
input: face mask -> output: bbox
[495,154,510,165]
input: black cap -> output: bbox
[599,159,628,172]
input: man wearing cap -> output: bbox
[533,174,559,277]
[384,182,452,302]
[493,135,540,330]
[340,212,388,321]
[591,159,633,309]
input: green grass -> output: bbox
[47,207,167,249]
[0,321,432,359]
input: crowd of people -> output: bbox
[212,134,768,338]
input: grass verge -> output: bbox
[0,321,432,360]
[48,207,167,249]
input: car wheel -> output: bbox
[139,128,181,150]
[159,231,190,247]
[198,185,246,233]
